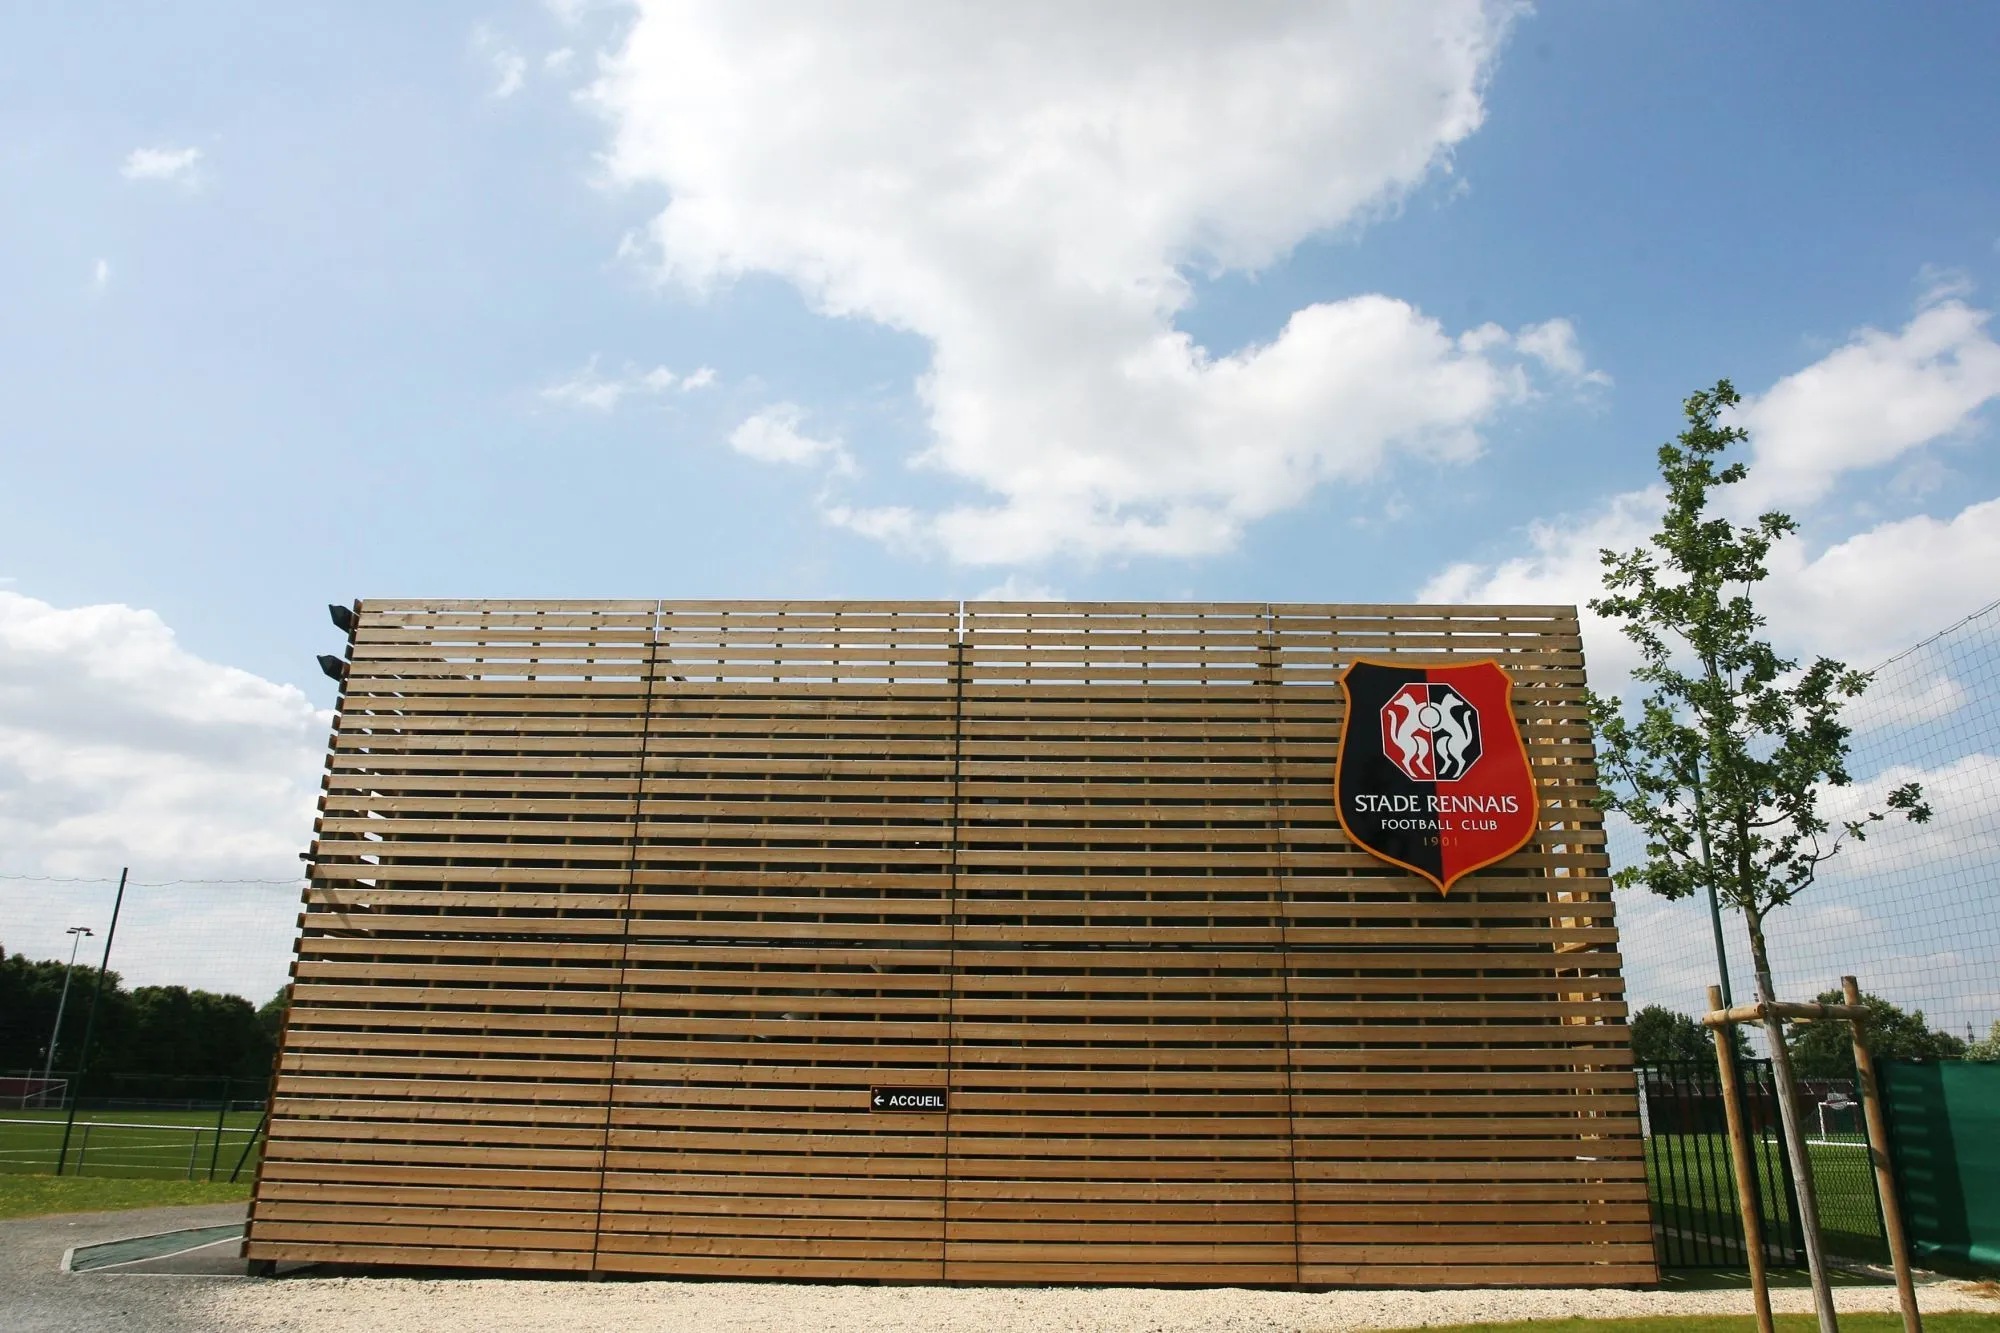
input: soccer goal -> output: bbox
[0,1076,68,1110]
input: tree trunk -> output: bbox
[1747,908,1839,1333]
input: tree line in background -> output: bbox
[1631,992,1997,1077]
[10,939,1999,1088]
[0,948,286,1085]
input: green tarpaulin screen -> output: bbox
[1882,1060,2000,1274]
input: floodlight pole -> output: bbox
[54,868,126,1176]
[40,926,94,1089]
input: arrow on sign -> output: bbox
[872,1092,887,1108]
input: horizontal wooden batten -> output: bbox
[246,600,1648,1288]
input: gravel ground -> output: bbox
[1,1199,247,1333]
[196,1272,2000,1333]
[5,1203,1994,1333]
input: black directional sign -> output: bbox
[870,1087,947,1112]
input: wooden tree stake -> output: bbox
[1710,983,1776,1333]
[1844,975,1921,1333]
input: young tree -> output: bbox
[1586,380,1930,1326]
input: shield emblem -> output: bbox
[1336,658,1540,895]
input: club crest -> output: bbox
[1381,681,1482,782]
[1336,659,1540,894]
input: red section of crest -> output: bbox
[1423,663,1538,891]
[1334,658,1542,895]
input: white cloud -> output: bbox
[474,26,528,98]
[1424,293,2000,695]
[1421,486,1660,609]
[821,503,921,549]
[544,47,576,73]
[540,357,710,411]
[589,4,1605,563]
[1733,294,2000,510]
[0,592,326,881]
[1761,496,2000,666]
[120,146,201,183]
[1515,317,1611,386]
[493,51,527,97]
[1420,486,1662,682]
[1819,753,2000,877]
[1845,669,1968,732]
[1422,485,2000,697]
[91,259,109,292]
[729,404,850,470]
[972,576,1064,602]
[0,590,325,990]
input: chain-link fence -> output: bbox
[1,877,298,1184]
[1618,595,2000,1047]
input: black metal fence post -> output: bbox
[207,1076,231,1181]
[54,868,125,1176]
[1641,1058,1805,1270]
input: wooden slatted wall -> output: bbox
[252,601,654,1270]
[949,604,1293,1284]
[596,603,960,1278]
[1266,606,1651,1286]
[246,599,1650,1287]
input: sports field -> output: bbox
[1646,1132,1887,1263]
[0,1107,264,1180]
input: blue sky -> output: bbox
[3,2,1999,1008]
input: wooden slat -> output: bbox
[246,601,648,1269]
[589,602,960,1277]
[245,600,1652,1288]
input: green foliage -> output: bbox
[1968,1020,2000,1061]
[1586,381,1930,939]
[1787,989,1968,1079]
[0,948,276,1085]
[1629,1004,1749,1064]
[0,952,93,1072]
[256,984,290,1047]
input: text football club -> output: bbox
[1335,658,1540,894]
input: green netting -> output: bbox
[1882,1059,2000,1273]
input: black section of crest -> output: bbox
[1339,662,1443,882]
[1429,684,1483,781]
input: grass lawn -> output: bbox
[0,1108,264,1180]
[1374,1318,2000,1333]
[0,1173,252,1218]
[1647,1132,1887,1263]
